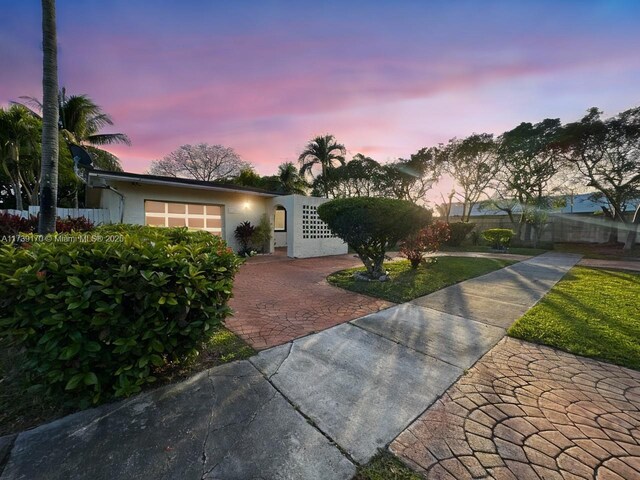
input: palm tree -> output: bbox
[39,0,59,234]
[277,162,307,194]
[0,106,42,210]
[298,134,346,197]
[18,88,130,171]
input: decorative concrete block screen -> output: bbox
[271,195,348,258]
[302,204,335,239]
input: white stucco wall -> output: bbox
[274,231,287,247]
[91,180,272,253]
[271,195,347,258]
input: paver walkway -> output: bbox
[5,251,616,480]
[227,252,393,349]
[247,253,581,466]
[391,337,640,480]
[578,258,640,272]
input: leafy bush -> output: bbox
[55,216,94,233]
[252,214,272,253]
[443,222,476,246]
[400,221,451,268]
[0,212,93,236]
[482,228,515,250]
[234,221,256,256]
[0,225,241,407]
[0,213,37,236]
[318,197,431,279]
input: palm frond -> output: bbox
[89,113,115,130]
[85,146,123,172]
[86,133,131,146]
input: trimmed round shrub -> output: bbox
[318,197,431,279]
[443,222,476,246]
[0,225,241,407]
[482,228,515,250]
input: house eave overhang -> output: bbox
[88,171,279,198]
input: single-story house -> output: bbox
[85,170,347,258]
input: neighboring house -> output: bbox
[85,170,347,258]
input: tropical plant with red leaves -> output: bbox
[400,221,451,268]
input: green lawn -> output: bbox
[328,257,516,303]
[0,326,254,436]
[508,267,640,371]
[354,452,422,480]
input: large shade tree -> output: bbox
[379,147,442,204]
[298,134,346,197]
[149,143,249,181]
[493,118,564,243]
[438,133,501,222]
[556,107,640,250]
[320,154,384,198]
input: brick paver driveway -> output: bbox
[391,337,640,480]
[226,250,394,349]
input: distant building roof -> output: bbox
[449,192,638,217]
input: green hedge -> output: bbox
[0,225,241,407]
[443,222,475,246]
[482,228,515,249]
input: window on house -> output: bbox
[275,206,286,231]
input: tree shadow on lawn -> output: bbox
[507,268,640,371]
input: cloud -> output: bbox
[1,1,639,177]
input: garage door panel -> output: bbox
[144,200,223,236]
[145,201,165,213]
[188,217,204,228]
[167,203,186,214]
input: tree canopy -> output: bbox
[298,134,346,197]
[378,147,442,204]
[556,107,640,249]
[18,87,130,172]
[438,133,500,222]
[148,143,250,182]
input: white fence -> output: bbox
[2,207,111,225]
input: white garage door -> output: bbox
[144,200,223,236]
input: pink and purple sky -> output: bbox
[1,0,639,182]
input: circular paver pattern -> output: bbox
[391,337,640,480]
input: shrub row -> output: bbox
[482,228,515,249]
[444,222,476,246]
[0,212,94,236]
[0,225,241,407]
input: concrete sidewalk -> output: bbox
[0,253,581,480]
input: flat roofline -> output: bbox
[89,170,280,197]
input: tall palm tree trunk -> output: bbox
[38,0,59,234]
